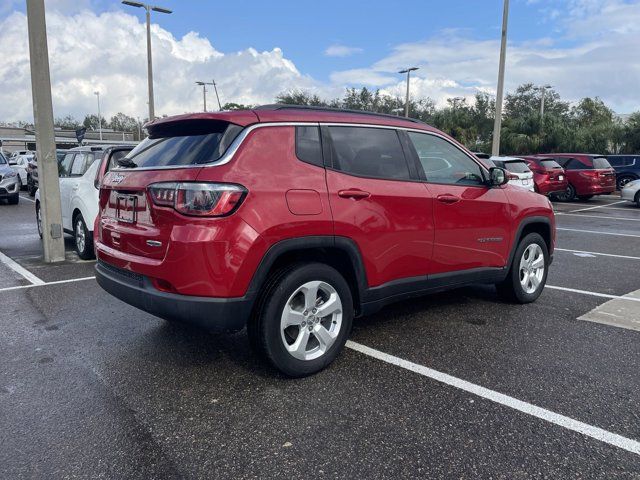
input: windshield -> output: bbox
[593,157,612,169]
[540,160,561,169]
[0,152,6,165]
[123,121,242,168]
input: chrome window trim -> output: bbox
[111,120,487,173]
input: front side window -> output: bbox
[408,132,485,186]
[328,126,410,180]
[70,153,88,176]
[559,158,585,170]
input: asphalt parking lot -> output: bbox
[1,192,639,479]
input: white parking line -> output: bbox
[557,227,640,238]
[569,200,627,213]
[0,250,44,285]
[555,248,640,261]
[546,285,640,303]
[346,341,640,456]
[19,194,35,203]
[556,212,640,222]
[0,276,95,293]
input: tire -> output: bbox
[36,202,43,239]
[554,184,575,202]
[496,232,549,304]
[617,175,637,191]
[73,213,94,260]
[577,195,593,201]
[8,193,19,205]
[248,262,354,377]
[28,179,37,197]
[635,191,640,208]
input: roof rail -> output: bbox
[254,104,424,124]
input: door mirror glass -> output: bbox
[489,167,508,186]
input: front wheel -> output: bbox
[36,202,43,238]
[248,262,353,377]
[73,214,94,260]
[497,233,549,303]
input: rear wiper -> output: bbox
[117,158,137,168]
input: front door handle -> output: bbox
[338,189,371,200]
[436,194,460,204]
[72,184,79,191]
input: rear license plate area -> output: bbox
[116,194,137,223]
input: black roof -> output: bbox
[254,104,424,124]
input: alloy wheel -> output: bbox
[280,280,343,361]
[75,218,86,254]
[519,244,545,294]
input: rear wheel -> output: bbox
[554,184,575,202]
[497,233,549,303]
[73,214,94,260]
[248,262,353,377]
[635,191,640,208]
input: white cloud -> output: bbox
[324,44,363,57]
[0,9,323,122]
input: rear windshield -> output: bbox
[593,157,612,169]
[503,160,530,173]
[540,160,562,169]
[123,121,242,168]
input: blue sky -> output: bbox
[1,0,639,120]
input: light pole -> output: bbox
[26,0,65,262]
[196,81,214,111]
[122,1,172,122]
[212,79,222,110]
[539,84,552,121]
[94,90,102,140]
[399,67,419,118]
[491,0,510,156]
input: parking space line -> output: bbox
[555,248,640,261]
[346,341,640,456]
[0,276,95,293]
[556,212,640,222]
[546,285,640,303]
[19,194,35,203]
[569,201,627,213]
[557,227,640,238]
[0,250,44,285]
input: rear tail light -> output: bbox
[148,182,247,217]
[579,171,599,180]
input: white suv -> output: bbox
[35,145,134,259]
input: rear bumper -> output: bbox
[578,184,616,195]
[536,180,567,196]
[95,260,252,333]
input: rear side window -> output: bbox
[593,157,612,169]
[328,126,410,180]
[124,121,242,168]
[503,161,530,173]
[558,158,587,170]
[59,153,74,177]
[70,153,88,176]
[408,132,485,186]
[108,149,133,171]
[295,126,323,167]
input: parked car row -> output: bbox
[0,150,21,204]
[35,145,135,258]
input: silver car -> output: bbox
[0,151,21,204]
[621,179,640,207]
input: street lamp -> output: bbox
[538,84,553,120]
[212,79,222,110]
[195,81,214,112]
[94,90,102,140]
[122,1,172,122]
[398,67,419,118]
[491,0,510,156]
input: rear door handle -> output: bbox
[436,194,460,204]
[338,189,370,199]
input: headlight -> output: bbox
[4,171,17,178]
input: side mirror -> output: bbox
[488,167,509,187]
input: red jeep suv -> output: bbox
[95,106,555,376]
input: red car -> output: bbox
[538,154,616,201]
[521,156,568,197]
[95,106,555,376]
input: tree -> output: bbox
[83,114,107,130]
[54,114,81,130]
[109,112,138,132]
[221,102,252,110]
